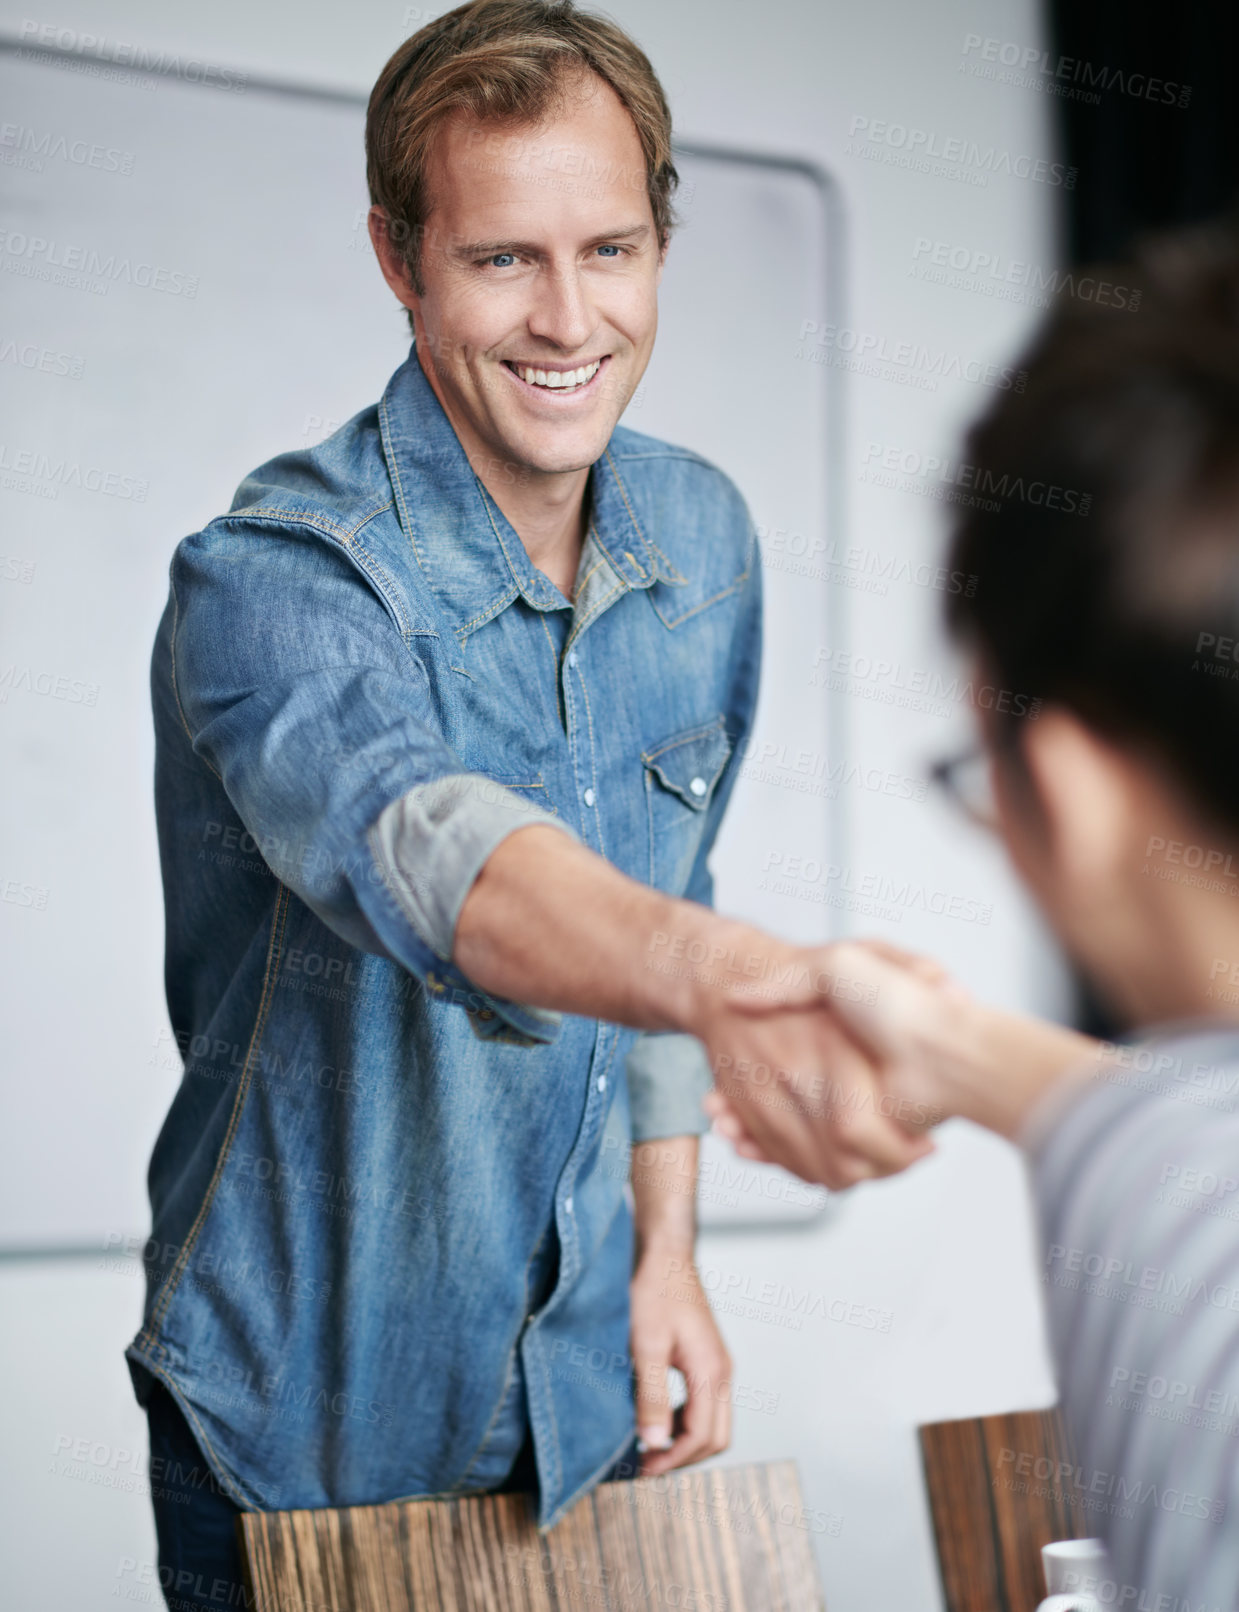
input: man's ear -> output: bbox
[368,207,419,312]
[1015,708,1140,890]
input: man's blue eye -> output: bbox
[596,244,621,257]
[489,253,516,268]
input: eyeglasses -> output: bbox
[930,743,1000,832]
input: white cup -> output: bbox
[1034,1538,1111,1611]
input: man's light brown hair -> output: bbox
[365,0,678,334]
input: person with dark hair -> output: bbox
[128,3,929,1606]
[709,219,1239,1608]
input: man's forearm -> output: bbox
[452,823,766,1035]
[630,1134,699,1260]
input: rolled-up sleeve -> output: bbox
[626,520,764,1139]
[626,1032,714,1141]
[170,515,578,1046]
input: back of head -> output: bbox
[948,218,1239,841]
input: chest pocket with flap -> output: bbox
[641,717,733,894]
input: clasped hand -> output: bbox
[684,935,963,1188]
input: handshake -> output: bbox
[654,912,1099,1188]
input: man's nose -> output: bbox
[526,263,597,352]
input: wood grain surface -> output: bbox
[920,1408,1090,1612]
[239,1460,826,1612]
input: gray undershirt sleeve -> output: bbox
[367,773,578,1035]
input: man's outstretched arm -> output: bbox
[453,826,935,1188]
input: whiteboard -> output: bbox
[0,43,839,1245]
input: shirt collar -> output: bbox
[378,344,687,639]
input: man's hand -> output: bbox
[705,939,1103,1161]
[628,1135,731,1476]
[630,1246,732,1477]
[669,926,938,1188]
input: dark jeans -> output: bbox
[146,1380,640,1612]
[145,1381,250,1612]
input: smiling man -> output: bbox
[129,3,928,1606]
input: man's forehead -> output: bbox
[423,76,649,213]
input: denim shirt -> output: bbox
[126,345,762,1528]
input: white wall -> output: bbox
[0,1,1071,1607]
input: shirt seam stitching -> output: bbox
[649,565,748,629]
[603,446,689,586]
[140,885,292,1342]
[641,715,728,764]
[209,500,416,641]
[379,390,429,579]
[167,576,222,782]
[456,584,522,641]
[539,614,566,731]
[574,668,606,861]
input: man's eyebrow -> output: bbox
[451,223,652,258]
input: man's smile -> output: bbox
[501,355,609,395]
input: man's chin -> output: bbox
[501,429,617,480]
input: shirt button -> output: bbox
[567,650,578,668]
[689,776,707,798]
[564,1196,574,1215]
[597,1075,607,1093]
[583,787,595,807]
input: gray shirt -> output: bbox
[1026,1024,1239,1610]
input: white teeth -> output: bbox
[514,360,602,390]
